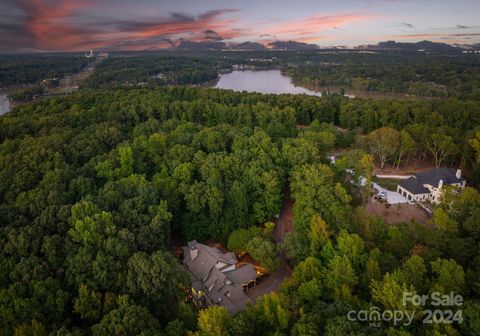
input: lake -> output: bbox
[213,69,426,100]
[213,70,324,96]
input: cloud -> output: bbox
[203,29,224,41]
[14,0,96,50]
[260,12,378,45]
[432,24,480,31]
[294,35,329,43]
[394,32,480,38]
[4,1,475,52]
[105,9,240,40]
[95,9,245,49]
[401,22,414,28]
[265,12,374,37]
[199,9,239,21]
[381,32,480,44]
[0,1,244,51]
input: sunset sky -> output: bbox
[1,0,480,52]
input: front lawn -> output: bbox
[373,176,401,191]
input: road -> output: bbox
[273,186,294,244]
[246,186,293,301]
[376,174,412,179]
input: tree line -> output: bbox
[83,56,226,88]
[284,52,480,100]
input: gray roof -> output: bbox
[183,245,216,280]
[202,245,237,264]
[399,176,430,195]
[183,240,255,313]
[183,241,238,281]
[399,168,463,195]
[225,264,257,285]
[192,277,203,292]
[415,168,464,187]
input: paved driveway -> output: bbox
[245,186,293,302]
[357,176,409,204]
[372,182,409,204]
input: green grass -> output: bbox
[373,176,401,191]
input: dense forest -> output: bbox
[3,51,480,102]
[0,55,87,87]
[284,52,480,99]
[84,56,224,87]
[84,51,480,99]
[1,85,479,335]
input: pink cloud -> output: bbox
[14,2,245,51]
[18,0,95,50]
[264,12,377,38]
[380,32,480,44]
[8,3,381,51]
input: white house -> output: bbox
[397,168,466,204]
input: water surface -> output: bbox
[214,70,322,96]
[213,70,427,100]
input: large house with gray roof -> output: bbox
[397,168,466,204]
[183,240,257,313]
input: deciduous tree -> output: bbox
[367,127,400,169]
[396,130,415,170]
[425,134,457,168]
[196,306,232,336]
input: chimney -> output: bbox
[188,240,198,261]
[456,169,462,179]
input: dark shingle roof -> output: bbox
[415,168,464,188]
[183,242,238,281]
[183,241,254,313]
[399,177,430,195]
[399,168,464,195]
[225,264,257,285]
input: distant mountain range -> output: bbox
[357,40,460,51]
[176,41,226,51]
[172,39,477,52]
[231,42,266,51]
[267,40,319,50]
[173,40,318,51]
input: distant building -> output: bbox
[397,168,466,204]
[85,50,108,59]
[183,240,257,313]
[85,50,94,59]
[0,94,11,115]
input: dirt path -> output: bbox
[246,185,293,301]
[373,160,436,175]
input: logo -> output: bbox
[347,292,463,328]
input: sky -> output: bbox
[1,0,480,52]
